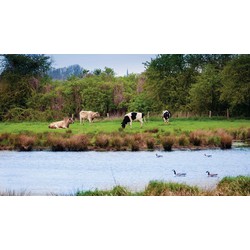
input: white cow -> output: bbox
[49,117,74,129]
[79,110,100,124]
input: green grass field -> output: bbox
[0,118,249,135]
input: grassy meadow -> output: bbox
[0,117,250,134]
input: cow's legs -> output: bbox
[139,118,143,128]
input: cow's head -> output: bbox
[94,112,100,118]
[121,115,130,128]
[68,117,74,124]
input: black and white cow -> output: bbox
[121,112,145,128]
[162,110,171,123]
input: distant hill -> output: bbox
[48,64,83,80]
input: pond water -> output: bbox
[0,147,249,195]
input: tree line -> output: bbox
[0,54,249,121]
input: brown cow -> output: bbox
[49,117,74,129]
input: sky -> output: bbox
[48,54,157,76]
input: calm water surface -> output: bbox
[0,147,249,195]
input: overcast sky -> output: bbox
[49,54,157,76]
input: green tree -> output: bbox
[103,67,115,76]
[220,55,250,116]
[93,68,102,76]
[144,54,197,111]
[189,64,223,115]
[82,68,90,77]
[0,54,52,120]
[0,54,51,78]
[128,93,155,113]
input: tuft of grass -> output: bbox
[207,136,221,146]
[47,134,66,151]
[111,136,123,150]
[143,181,201,196]
[130,141,140,151]
[189,131,203,146]
[76,186,131,196]
[161,136,175,151]
[216,176,250,196]
[95,135,110,149]
[146,138,155,150]
[178,134,190,146]
[66,134,89,151]
[14,134,36,151]
[220,133,233,149]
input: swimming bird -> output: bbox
[204,154,212,157]
[206,171,218,177]
[156,153,163,158]
[172,169,186,177]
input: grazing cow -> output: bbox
[121,112,145,128]
[48,117,74,129]
[162,110,171,123]
[79,111,100,124]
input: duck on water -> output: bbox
[156,153,163,158]
[172,169,186,177]
[206,171,218,177]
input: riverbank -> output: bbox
[1,176,249,196]
[76,176,250,196]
